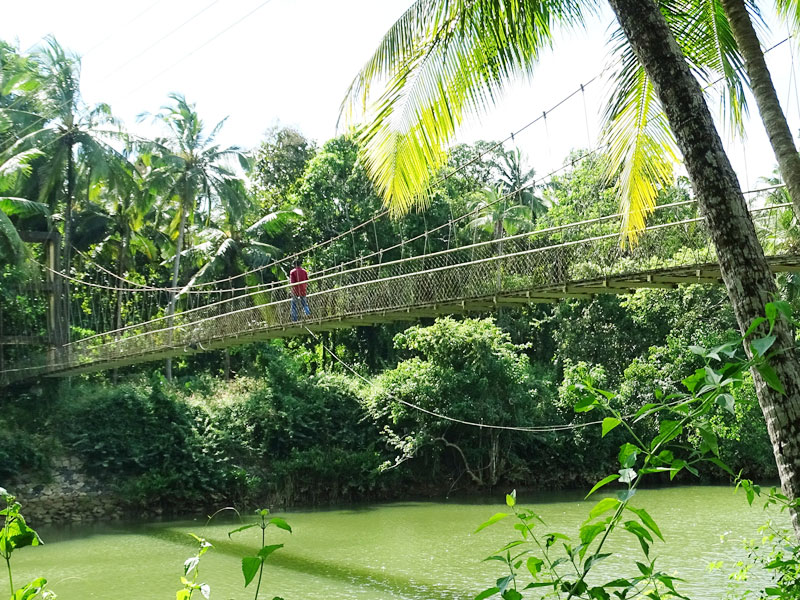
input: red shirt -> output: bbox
[290,266,309,296]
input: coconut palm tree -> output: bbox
[0,150,48,265]
[0,37,133,345]
[493,147,549,221]
[718,0,800,217]
[467,187,535,240]
[346,0,800,536]
[70,158,162,336]
[142,93,249,379]
[177,206,301,379]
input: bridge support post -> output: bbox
[18,231,68,370]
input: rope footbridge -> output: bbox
[2,200,798,383]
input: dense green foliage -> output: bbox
[0,38,791,600]
[0,34,783,507]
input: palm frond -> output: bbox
[246,207,303,235]
[343,0,598,215]
[0,209,26,265]
[0,148,43,186]
[601,27,678,244]
[675,0,750,134]
[0,196,49,217]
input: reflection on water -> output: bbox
[8,486,788,599]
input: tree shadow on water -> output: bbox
[142,526,465,600]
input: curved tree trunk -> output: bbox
[608,0,800,537]
[435,436,484,486]
[720,0,800,214]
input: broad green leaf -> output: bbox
[589,586,611,600]
[682,369,706,392]
[580,522,606,547]
[756,363,785,395]
[258,544,284,559]
[228,522,258,538]
[750,335,777,357]
[766,302,778,328]
[626,507,663,541]
[744,316,767,338]
[624,520,652,556]
[268,517,292,533]
[708,457,734,476]
[588,497,621,521]
[502,590,522,600]
[527,556,543,576]
[242,556,261,587]
[184,556,200,575]
[496,574,513,595]
[651,420,682,450]
[574,396,598,413]
[585,474,620,499]
[704,366,722,385]
[475,513,509,533]
[618,443,639,469]
[475,587,500,600]
[716,393,735,414]
[707,342,738,360]
[772,301,793,320]
[584,553,612,574]
[698,424,719,456]
[506,490,516,507]
[633,403,660,419]
[601,417,621,437]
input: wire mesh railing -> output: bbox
[1,201,796,381]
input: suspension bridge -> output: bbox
[1,197,798,385]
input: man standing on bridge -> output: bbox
[289,259,311,322]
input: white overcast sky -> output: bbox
[3,0,800,193]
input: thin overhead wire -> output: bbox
[126,0,279,96]
[97,0,225,82]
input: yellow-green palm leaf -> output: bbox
[343,0,598,216]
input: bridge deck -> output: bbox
[2,201,797,382]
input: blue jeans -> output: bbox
[291,295,310,321]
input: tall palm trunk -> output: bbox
[720,0,800,215]
[608,0,800,537]
[112,226,131,384]
[60,143,75,349]
[165,195,189,381]
[115,227,131,332]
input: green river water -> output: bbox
[4,486,789,599]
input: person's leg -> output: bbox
[301,296,310,316]
[290,296,299,322]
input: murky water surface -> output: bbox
[7,486,787,599]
